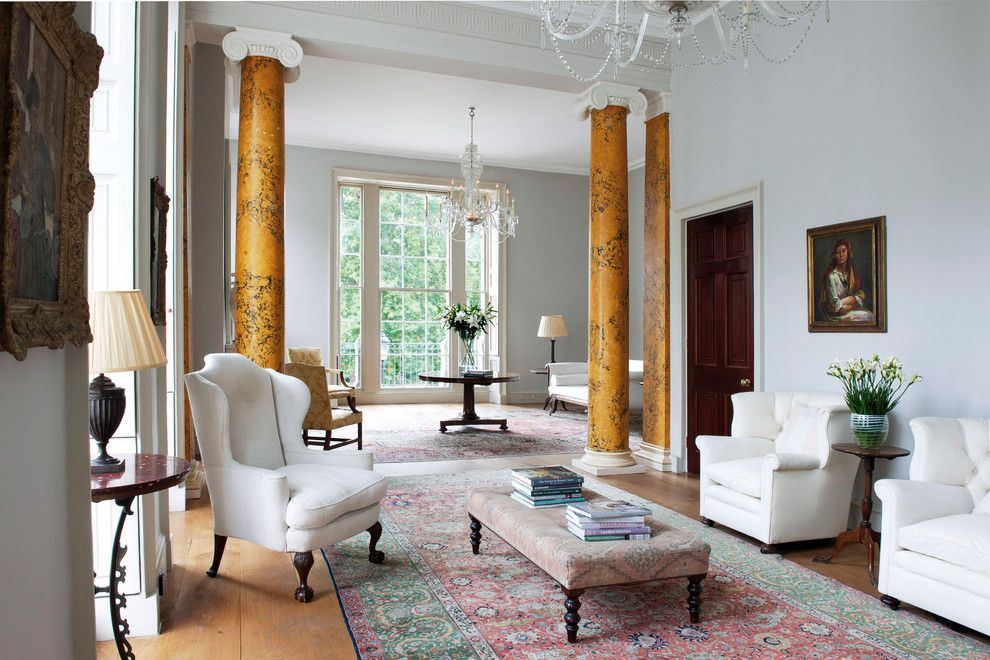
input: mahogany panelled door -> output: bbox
[686,205,754,474]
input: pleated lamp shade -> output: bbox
[537,315,569,339]
[89,290,167,373]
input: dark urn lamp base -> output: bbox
[89,373,127,474]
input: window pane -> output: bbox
[341,186,361,222]
[340,254,361,287]
[465,259,481,293]
[403,226,425,257]
[380,256,401,289]
[340,288,361,323]
[426,229,447,259]
[403,291,425,321]
[380,190,401,223]
[381,290,402,321]
[401,192,425,225]
[380,223,401,256]
[427,258,447,290]
[402,258,425,289]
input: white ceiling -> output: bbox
[227,56,648,175]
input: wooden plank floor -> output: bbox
[98,403,986,657]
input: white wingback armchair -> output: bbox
[696,392,858,553]
[875,417,990,635]
[185,353,387,602]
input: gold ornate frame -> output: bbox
[150,176,169,326]
[807,216,887,333]
[0,3,102,360]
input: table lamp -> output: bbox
[88,290,167,473]
[537,314,569,363]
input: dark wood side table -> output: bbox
[418,371,520,432]
[813,443,910,585]
[91,453,191,659]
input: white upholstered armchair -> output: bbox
[185,353,386,602]
[696,392,859,553]
[875,417,990,635]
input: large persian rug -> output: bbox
[322,471,989,659]
[359,406,643,464]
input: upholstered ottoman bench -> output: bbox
[466,486,710,643]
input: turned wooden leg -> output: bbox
[367,521,385,564]
[687,574,705,623]
[357,422,363,450]
[205,534,227,578]
[469,515,482,555]
[760,543,780,554]
[880,595,901,610]
[293,551,315,603]
[700,517,715,527]
[562,587,584,643]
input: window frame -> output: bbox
[331,169,508,403]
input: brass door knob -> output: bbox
[740,378,752,387]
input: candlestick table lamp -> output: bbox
[537,314,569,363]
[88,290,167,473]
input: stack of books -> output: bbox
[462,368,494,378]
[510,466,585,508]
[566,499,652,541]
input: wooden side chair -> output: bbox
[284,361,363,450]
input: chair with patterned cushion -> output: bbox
[287,346,357,404]
[185,353,385,603]
[696,391,858,553]
[874,417,990,635]
[284,361,363,450]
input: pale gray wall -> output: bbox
[0,10,97,659]
[667,0,990,479]
[274,143,590,396]
[188,43,228,369]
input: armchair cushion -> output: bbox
[550,373,587,387]
[288,347,323,366]
[277,464,386,530]
[774,404,819,456]
[898,514,990,577]
[706,457,763,498]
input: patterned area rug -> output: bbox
[322,471,989,659]
[359,406,642,464]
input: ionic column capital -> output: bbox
[222,27,303,83]
[645,91,672,120]
[573,81,647,121]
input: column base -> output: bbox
[633,442,674,472]
[572,449,647,476]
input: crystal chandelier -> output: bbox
[434,107,518,242]
[536,1,828,81]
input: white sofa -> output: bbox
[874,417,990,635]
[185,353,387,602]
[696,391,859,553]
[546,360,644,413]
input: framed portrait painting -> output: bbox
[807,216,886,333]
[149,177,169,326]
[0,3,103,360]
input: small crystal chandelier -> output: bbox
[434,107,518,242]
[536,1,828,81]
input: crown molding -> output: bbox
[573,81,648,121]
[221,27,304,82]
[188,2,671,94]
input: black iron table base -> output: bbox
[94,496,136,660]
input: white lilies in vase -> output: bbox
[826,355,923,449]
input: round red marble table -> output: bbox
[91,454,191,659]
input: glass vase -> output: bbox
[458,334,477,373]
[850,413,889,449]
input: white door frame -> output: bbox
[669,182,765,472]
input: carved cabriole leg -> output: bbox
[562,587,585,643]
[293,551,315,603]
[205,534,227,578]
[687,574,705,623]
[367,521,385,564]
[760,543,780,554]
[880,595,901,610]
[469,515,482,555]
[700,517,715,527]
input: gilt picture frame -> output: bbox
[0,3,103,360]
[150,176,169,326]
[807,216,887,333]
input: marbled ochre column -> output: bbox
[586,104,631,455]
[635,112,673,470]
[234,56,286,370]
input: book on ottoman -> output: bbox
[565,499,652,541]
[510,466,585,507]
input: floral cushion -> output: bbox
[288,347,323,366]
